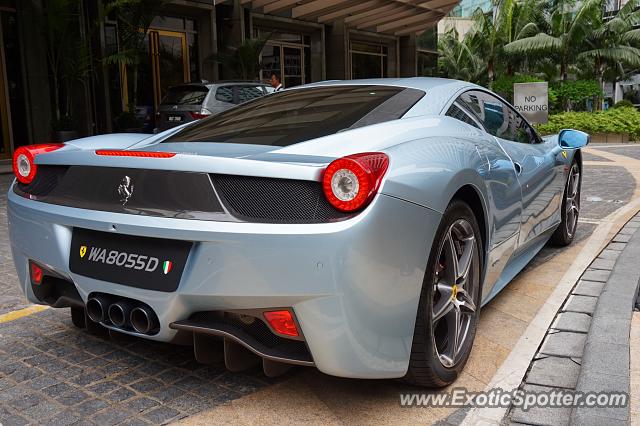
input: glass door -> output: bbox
[151,30,189,110]
[258,30,310,89]
[127,29,189,116]
[282,46,302,88]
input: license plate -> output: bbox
[69,228,192,292]
[168,115,183,122]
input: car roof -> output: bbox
[303,77,476,92]
[169,82,267,90]
[299,77,482,116]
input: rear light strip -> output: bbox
[95,150,176,158]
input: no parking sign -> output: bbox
[513,82,549,124]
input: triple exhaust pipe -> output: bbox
[86,295,158,335]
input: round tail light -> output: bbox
[322,152,389,212]
[12,144,65,184]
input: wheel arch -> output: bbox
[450,184,489,276]
[573,149,583,171]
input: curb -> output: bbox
[570,215,640,425]
[507,214,640,426]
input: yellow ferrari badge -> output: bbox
[80,246,87,258]
[561,151,567,158]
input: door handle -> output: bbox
[513,162,523,175]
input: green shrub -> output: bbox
[537,107,640,140]
[551,80,603,112]
[612,99,635,109]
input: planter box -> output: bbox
[590,133,630,143]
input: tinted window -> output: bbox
[215,86,234,103]
[457,90,538,144]
[161,86,208,105]
[237,86,264,103]
[445,103,480,129]
[164,85,423,147]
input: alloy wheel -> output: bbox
[431,219,478,368]
[565,164,580,239]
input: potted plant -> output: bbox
[37,0,92,140]
[103,0,169,115]
[114,109,143,133]
[51,115,79,142]
[208,34,271,80]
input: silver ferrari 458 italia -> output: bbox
[8,78,588,387]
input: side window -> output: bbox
[445,103,481,129]
[237,86,264,104]
[215,86,234,103]
[457,90,537,144]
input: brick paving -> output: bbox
[508,214,640,426]
[596,145,640,161]
[0,309,281,425]
[0,145,638,425]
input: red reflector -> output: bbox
[30,262,44,285]
[263,310,299,337]
[95,150,176,158]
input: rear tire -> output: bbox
[551,161,581,246]
[403,200,483,387]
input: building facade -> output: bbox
[0,0,457,162]
[437,0,491,39]
[604,0,640,106]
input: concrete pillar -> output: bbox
[199,9,218,81]
[230,0,245,46]
[325,19,349,80]
[399,35,417,77]
[310,28,325,82]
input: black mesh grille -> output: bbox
[212,174,351,224]
[17,166,69,196]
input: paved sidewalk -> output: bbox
[508,214,640,425]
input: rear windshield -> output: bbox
[163,85,424,147]
[161,86,209,105]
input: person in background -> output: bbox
[270,71,283,92]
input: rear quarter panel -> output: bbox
[382,116,523,299]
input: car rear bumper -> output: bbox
[8,184,441,379]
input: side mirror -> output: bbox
[559,129,590,149]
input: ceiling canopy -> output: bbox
[240,0,460,35]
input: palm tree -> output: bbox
[501,0,548,75]
[580,0,640,91]
[438,29,486,84]
[504,0,602,81]
[208,35,271,81]
[37,0,82,123]
[464,0,546,84]
[103,0,169,110]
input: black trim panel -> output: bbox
[170,320,315,366]
[15,166,228,221]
